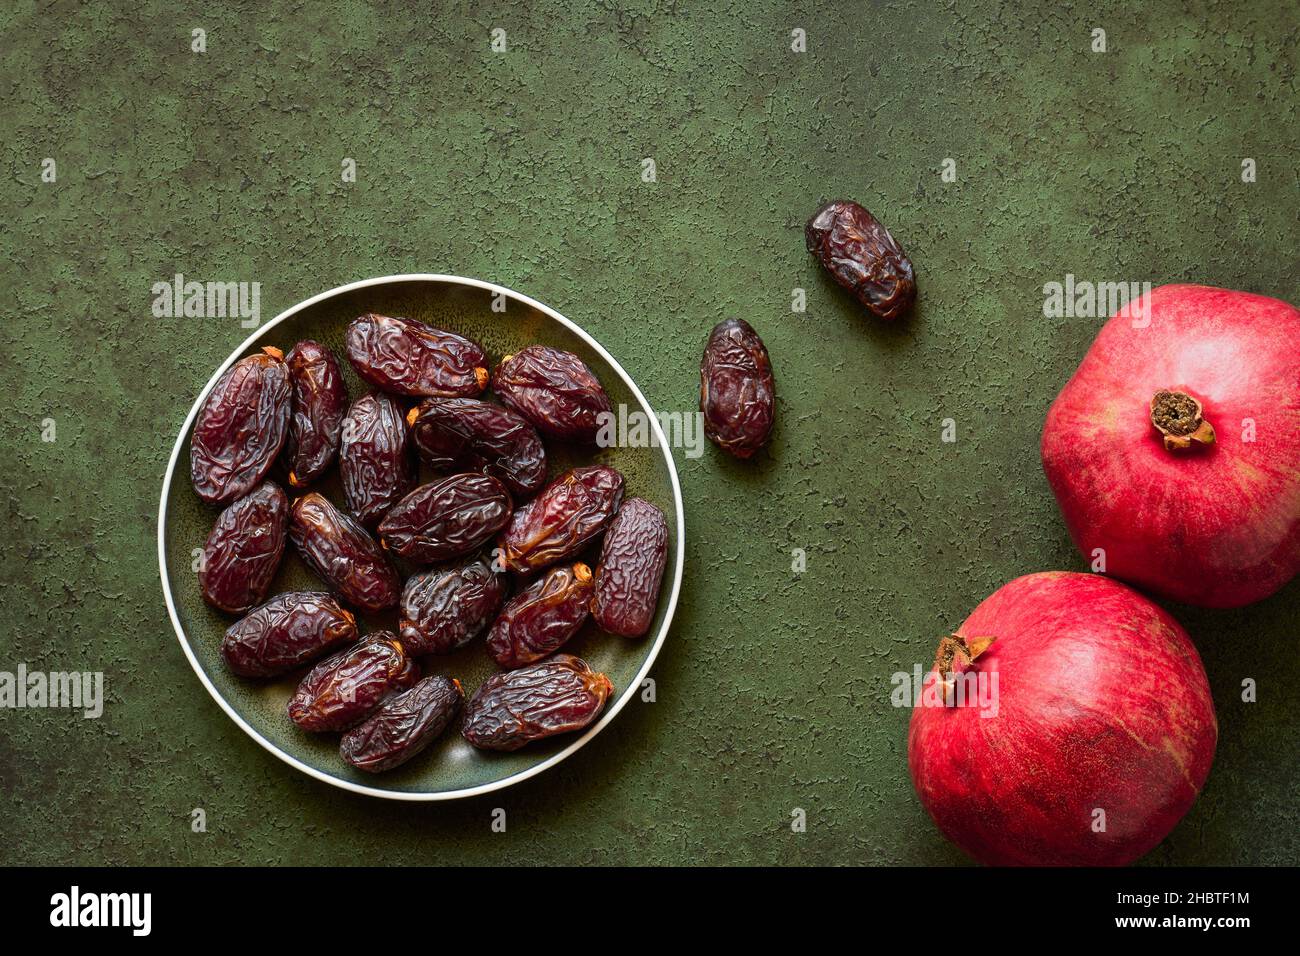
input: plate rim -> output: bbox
[157,273,686,801]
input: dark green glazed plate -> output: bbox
[159,275,684,800]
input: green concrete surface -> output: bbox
[1,0,1296,865]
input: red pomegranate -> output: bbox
[1041,284,1300,608]
[908,572,1216,867]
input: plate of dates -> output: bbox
[159,275,684,800]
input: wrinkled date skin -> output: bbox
[399,556,508,655]
[199,482,289,614]
[346,313,488,398]
[340,675,464,773]
[487,563,594,669]
[700,319,776,459]
[289,493,401,613]
[462,654,613,752]
[805,199,916,320]
[191,347,291,503]
[378,474,513,564]
[283,340,348,488]
[221,591,357,678]
[499,465,624,574]
[408,398,547,499]
[340,392,415,528]
[591,497,668,637]
[288,633,419,732]
[491,345,612,442]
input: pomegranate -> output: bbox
[908,572,1216,867]
[1041,284,1300,607]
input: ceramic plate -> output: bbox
[158,275,684,800]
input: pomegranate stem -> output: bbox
[932,634,996,694]
[1151,389,1215,452]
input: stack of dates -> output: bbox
[191,314,669,772]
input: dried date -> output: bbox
[461,654,613,752]
[700,319,775,459]
[340,675,464,772]
[407,397,547,499]
[491,345,612,442]
[399,555,508,655]
[346,313,488,397]
[191,347,291,503]
[340,391,416,528]
[288,632,419,732]
[289,492,401,613]
[199,482,289,614]
[486,563,594,669]
[377,474,512,564]
[591,497,668,637]
[498,465,624,574]
[283,340,347,488]
[221,591,358,678]
[805,199,916,320]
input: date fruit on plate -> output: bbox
[340,676,464,773]
[198,482,289,614]
[287,632,419,732]
[346,313,488,398]
[399,555,509,655]
[700,319,775,459]
[290,492,401,613]
[221,591,358,678]
[283,340,348,488]
[486,563,594,669]
[407,397,547,499]
[805,199,916,320]
[591,497,668,637]
[491,345,612,443]
[462,654,613,752]
[498,465,624,574]
[340,391,416,528]
[191,347,291,503]
[378,474,513,564]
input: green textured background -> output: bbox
[2,0,1296,865]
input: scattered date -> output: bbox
[700,318,775,459]
[191,347,291,504]
[340,391,415,528]
[283,340,348,488]
[408,397,547,499]
[221,591,358,678]
[487,563,594,669]
[462,654,613,752]
[399,555,509,655]
[491,345,612,442]
[805,199,916,320]
[591,497,668,637]
[377,473,513,564]
[288,633,419,732]
[289,492,401,613]
[346,313,488,397]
